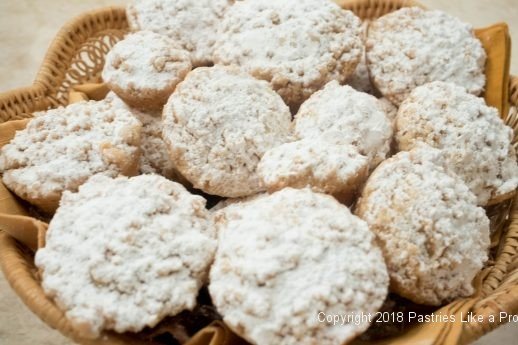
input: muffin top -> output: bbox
[0,100,141,213]
[162,65,292,197]
[355,146,490,305]
[258,135,369,204]
[366,7,486,105]
[214,0,363,109]
[396,81,518,205]
[105,92,185,183]
[210,188,388,345]
[127,0,234,66]
[294,81,393,169]
[102,31,191,108]
[35,174,216,338]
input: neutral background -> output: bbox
[0,0,516,344]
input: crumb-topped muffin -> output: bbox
[0,100,141,213]
[102,31,192,110]
[127,0,234,66]
[105,92,187,184]
[258,135,369,204]
[294,81,393,169]
[356,146,490,305]
[210,188,388,345]
[396,81,518,205]
[162,65,292,198]
[366,7,486,105]
[214,0,363,109]
[35,174,216,338]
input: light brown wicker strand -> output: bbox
[335,0,424,20]
[0,86,45,122]
[50,32,125,107]
[511,78,518,114]
[505,106,518,153]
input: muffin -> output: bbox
[355,146,490,305]
[35,174,216,338]
[294,81,393,169]
[395,81,518,205]
[214,0,363,109]
[0,100,141,213]
[258,135,369,204]
[162,65,292,197]
[126,0,234,66]
[210,188,388,345]
[366,7,486,105]
[102,31,192,110]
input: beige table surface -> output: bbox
[0,0,517,344]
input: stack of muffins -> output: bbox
[0,1,516,344]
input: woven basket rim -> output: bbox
[34,6,126,90]
[0,1,518,345]
[0,6,127,121]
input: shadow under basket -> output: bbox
[1,1,518,344]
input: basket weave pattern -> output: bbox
[0,1,517,344]
[0,7,127,122]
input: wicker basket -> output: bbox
[1,1,517,344]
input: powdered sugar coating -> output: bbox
[294,81,393,169]
[162,66,292,197]
[105,92,185,183]
[214,0,363,109]
[35,175,216,338]
[355,147,490,305]
[0,101,141,213]
[126,0,234,66]
[102,31,191,110]
[210,188,388,345]
[258,135,369,204]
[366,7,486,105]
[396,81,518,205]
